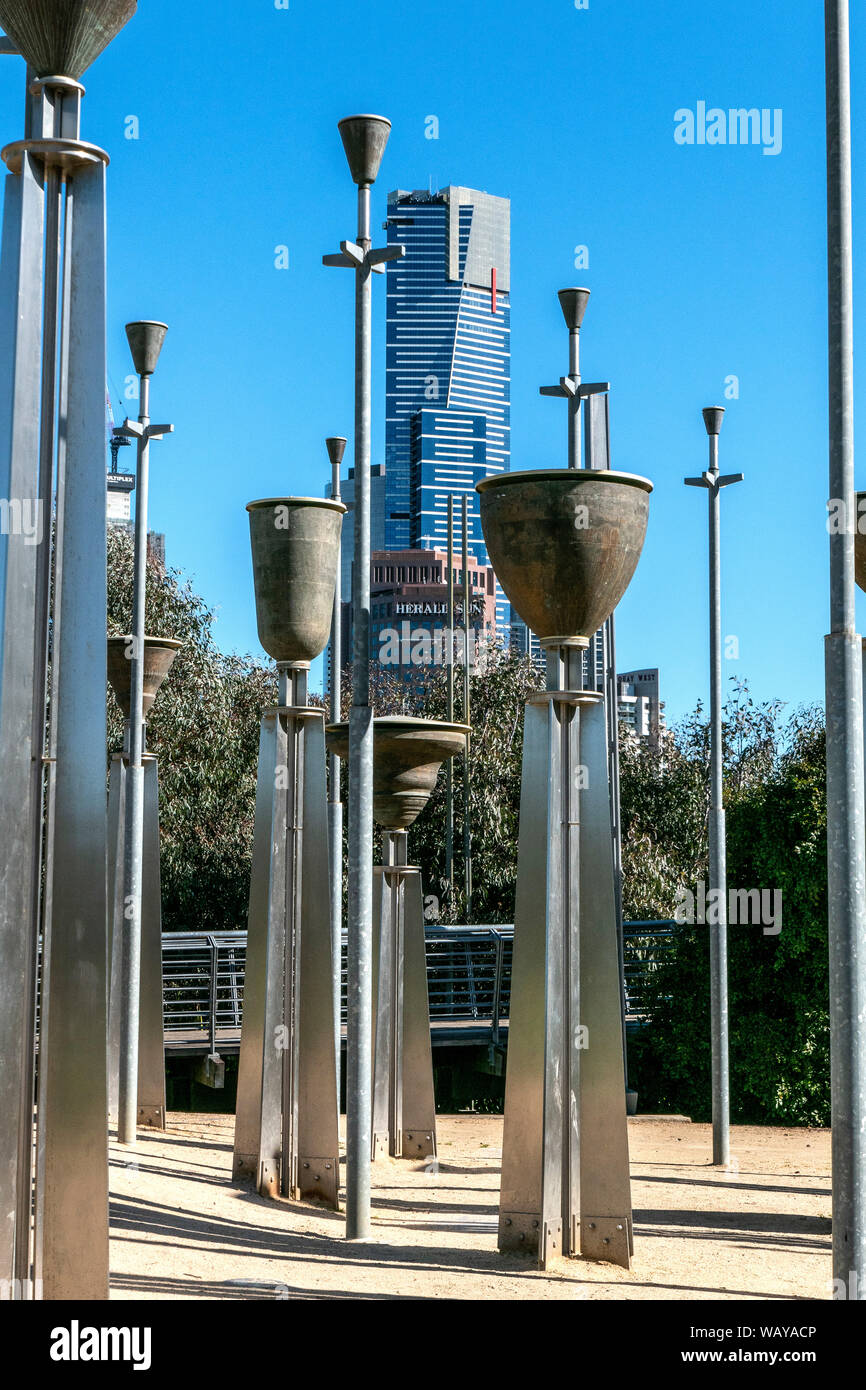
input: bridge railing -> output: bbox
[162,921,676,1052]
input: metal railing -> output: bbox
[162,921,677,1054]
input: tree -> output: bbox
[337,643,545,924]
[107,526,272,932]
[626,689,829,1125]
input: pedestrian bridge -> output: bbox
[161,922,676,1056]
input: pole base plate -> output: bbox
[580,1215,632,1269]
[498,1212,564,1267]
[137,1105,165,1130]
[298,1155,340,1209]
[401,1130,436,1162]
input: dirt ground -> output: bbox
[108,1114,831,1301]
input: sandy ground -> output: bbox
[108,1114,831,1301]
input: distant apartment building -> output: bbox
[617,668,665,743]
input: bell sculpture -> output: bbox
[0,0,138,1301]
[478,465,652,1269]
[232,496,346,1207]
[327,717,468,1161]
[106,635,181,1129]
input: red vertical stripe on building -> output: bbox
[491,267,497,314]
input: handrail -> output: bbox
[161,921,677,1053]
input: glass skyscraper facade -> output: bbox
[385,187,511,595]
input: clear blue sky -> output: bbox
[1,0,863,722]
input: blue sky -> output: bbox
[1,0,862,723]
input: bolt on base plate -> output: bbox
[137,1105,165,1130]
[498,1212,564,1268]
[298,1155,340,1209]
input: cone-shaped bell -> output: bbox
[326,436,347,470]
[326,717,469,831]
[0,0,136,79]
[337,114,392,186]
[855,492,866,592]
[126,320,168,377]
[703,406,725,437]
[106,635,182,718]
[247,497,347,663]
[477,469,652,646]
[558,287,591,332]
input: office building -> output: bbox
[385,185,511,629]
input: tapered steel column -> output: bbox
[38,150,110,1302]
[0,135,44,1297]
[323,116,404,1239]
[371,832,437,1161]
[0,0,138,1302]
[498,649,632,1268]
[479,463,650,1273]
[232,666,340,1207]
[327,435,346,1095]
[116,323,172,1146]
[825,0,866,1297]
[234,496,344,1208]
[685,410,743,1166]
[326,717,464,1165]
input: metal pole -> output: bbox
[327,436,346,1101]
[347,175,373,1239]
[685,409,742,1167]
[706,422,729,1167]
[461,494,471,914]
[446,496,455,898]
[118,372,149,1146]
[606,611,628,1083]
[567,312,581,471]
[824,0,866,1296]
[324,115,404,1239]
[117,322,171,1146]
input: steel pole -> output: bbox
[461,494,471,913]
[824,0,866,1296]
[328,442,344,1101]
[445,495,454,897]
[324,116,403,1236]
[567,322,581,471]
[686,410,742,1166]
[706,427,730,1167]
[346,180,374,1238]
[118,370,150,1147]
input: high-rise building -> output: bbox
[384,187,510,613]
[617,668,666,744]
[328,463,387,604]
[106,429,165,565]
[106,430,135,526]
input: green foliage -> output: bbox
[107,527,272,931]
[626,691,829,1126]
[107,524,830,1124]
[350,644,545,923]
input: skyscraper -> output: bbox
[384,187,510,588]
